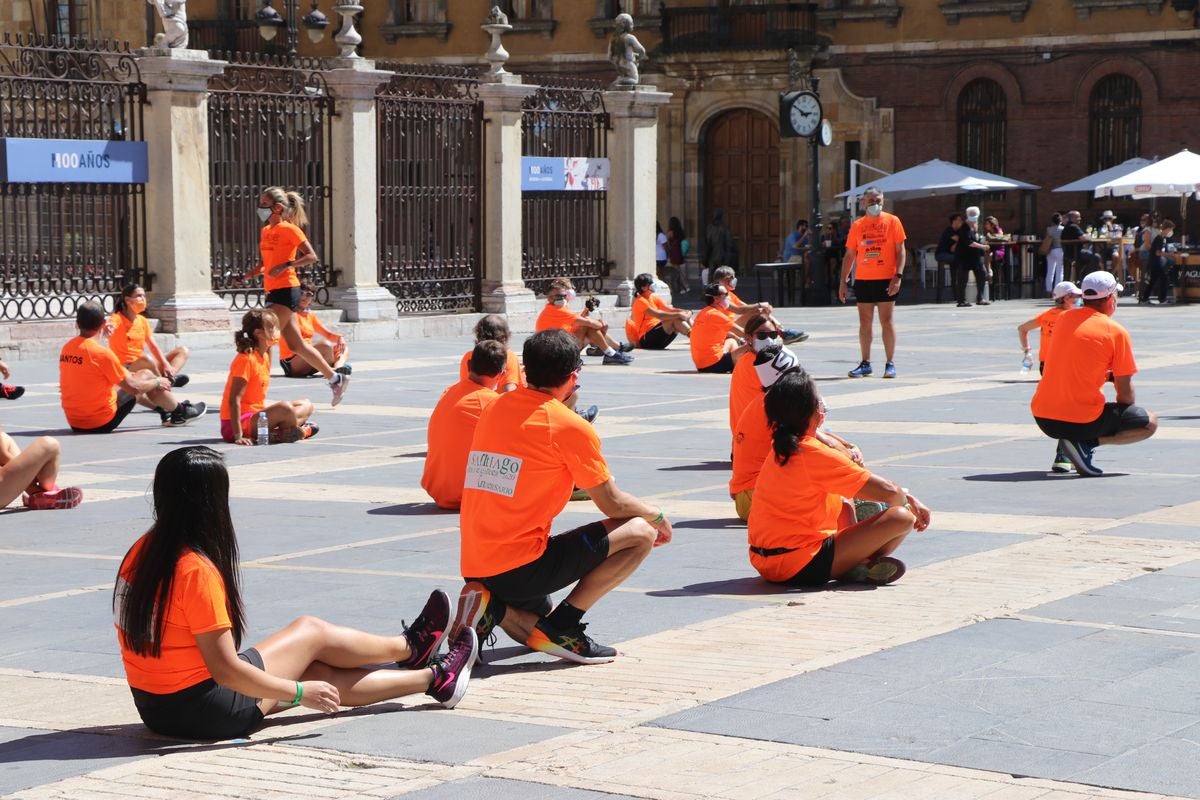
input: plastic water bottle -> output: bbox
[256,411,269,446]
[1020,353,1033,376]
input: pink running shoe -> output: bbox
[23,487,83,510]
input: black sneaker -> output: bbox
[526,618,616,664]
[169,374,190,389]
[1059,438,1103,477]
[576,404,599,424]
[398,589,450,669]
[2,384,25,400]
[426,626,478,709]
[585,346,604,357]
[335,364,353,376]
[163,401,207,427]
[602,351,634,365]
[618,342,635,353]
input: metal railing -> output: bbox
[659,3,818,53]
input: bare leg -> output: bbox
[283,353,320,377]
[498,607,539,645]
[273,305,334,381]
[562,517,655,611]
[856,303,875,362]
[126,356,159,375]
[0,434,62,506]
[829,506,915,578]
[165,346,189,373]
[1099,413,1158,446]
[877,302,897,362]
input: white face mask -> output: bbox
[751,334,778,353]
[565,289,577,302]
[865,203,883,217]
[728,277,738,290]
[719,295,731,310]
[967,215,979,224]
[257,207,273,223]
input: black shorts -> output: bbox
[71,391,137,434]
[698,351,735,374]
[468,521,611,615]
[264,286,302,311]
[784,536,836,587]
[640,323,677,351]
[131,649,266,740]
[1035,402,1151,443]
[853,278,897,304]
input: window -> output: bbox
[957,78,1007,178]
[391,0,441,22]
[501,0,552,20]
[382,0,449,41]
[52,0,91,39]
[1089,74,1141,174]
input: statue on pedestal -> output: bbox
[608,13,645,88]
[147,0,189,49]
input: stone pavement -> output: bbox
[1,298,1199,800]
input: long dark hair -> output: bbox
[668,216,685,240]
[115,447,246,657]
[764,371,819,466]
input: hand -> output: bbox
[102,322,115,337]
[650,514,672,547]
[0,361,8,380]
[838,283,848,304]
[847,445,864,466]
[299,680,341,713]
[161,367,175,381]
[233,436,253,447]
[887,276,901,296]
[905,495,932,532]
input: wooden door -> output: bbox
[702,108,781,274]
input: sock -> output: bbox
[328,372,341,386]
[545,601,585,630]
[603,347,617,357]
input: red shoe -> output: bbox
[1,385,24,400]
[23,487,83,510]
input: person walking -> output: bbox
[953,209,991,307]
[1044,213,1065,295]
[703,209,736,287]
[838,187,907,379]
[665,216,690,294]
[1140,219,1177,305]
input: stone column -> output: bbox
[321,59,397,322]
[603,86,672,306]
[478,79,538,315]
[137,48,229,333]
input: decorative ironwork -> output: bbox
[0,35,147,322]
[1089,74,1141,174]
[376,67,484,314]
[520,82,609,296]
[659,3,818,54]
[208,55,335,310]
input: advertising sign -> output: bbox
[0,138,149,184]
[521,156,610,192]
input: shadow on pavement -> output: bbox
[963,471,1128,482]
[672,518,745,530]
[368,503,454,516]
[657,461,731,472]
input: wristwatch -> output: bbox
[894,272,904,278]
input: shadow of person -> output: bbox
[671,518,746,530]
[648,577,880,597]
[657,461,731,472]
[962,471,1127,482]
[367,503,456,516]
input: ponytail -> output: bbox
[234,308,277,354]
[763,371,818,466]
[771,422,803,466]
[284,191,308,229]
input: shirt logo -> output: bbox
[464,451,523,497]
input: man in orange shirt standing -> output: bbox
[838,187,906,379]
[422,341,506,510]
[535,278,634,365]
[1031,271,1157,477]
[454,329,671,665]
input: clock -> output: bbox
[820,119,834,147]
[780,90,822,138]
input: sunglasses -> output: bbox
[574,359,584,373]
[301,291,315,298]
[754,330,780,341]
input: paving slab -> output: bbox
[395,776,645,800]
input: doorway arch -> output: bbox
[702,107,781,274]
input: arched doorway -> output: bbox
[702,108,781,275]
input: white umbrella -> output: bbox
[1094,149,1200,239]
[1052,157,1152,193]
[836,158,1040,201]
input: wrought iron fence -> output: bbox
[520,78,609,296]
[0,34,147,322]
[376,63,484,314]
[207,52,335,310]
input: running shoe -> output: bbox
[956,302,972,308]
[841,556,906,586]
[335,364,353,377]
[2,384,26,400]
[22,486,83,510]
[853,499,888,523]
[585,346,604,357]
[602,351,634,365]
[618,342,636,353]
[1058,438,1103,477]
[781,329,809,344]
[977,299,992,306]
[526,618,617,664]
[330,372,349,407]
[301,422,319,440]
[848,361,872,378]
[169,374,190,389]
[399,589,450,669]
[426,626,478,709]
[1051,446,1072,474]
[576,405,599,424]
[883,362,897,379]
[162,401,207,427]
[451,581,497,642]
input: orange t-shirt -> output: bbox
[220,350,271,421]
[535,303,580,333]
[748,435,871,582]
[730,395,772,495]
[59,336,130,429]
[690,306,735,369]
[278,310,334,361]
[1031,307,1137,424]
[728,352,761,432]
[115,535,233,694]
[1033,306,1065,363]
[108,312,150,364]
[626,293,667,344]
[422,379,501,510]
[458,349,523,388]
[460,387,612,577]
[846,212,907,280]
[258,220,305,292]
[727,290,747,314]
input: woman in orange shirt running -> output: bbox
[114,446,478,740]
[279,282,350,378]
[106,284,190,388]
[220,310,316,445]
[242,187,349,406]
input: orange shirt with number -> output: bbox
[1031,307,1137,424]
[626,293,668,344]
[422,379,501,510]
[278,310,336,361]
[458,349,524,388]
[108,312,150,364]
[258,220,305,292]
[535,302,580,333]
[690,305,734,369]
[846,211,907,281]
[460,387,611,577]
[747,435,871,582]
[220,350,271,421]
[730,394,772,495]
[59,336,130,429]
[115,535,234,694]
[728,352,761,432]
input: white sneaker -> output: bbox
[329,372,349,407]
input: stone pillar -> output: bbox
[478,79,538,315]
[603,86,672,306]
[321,59,397,322]
[137,48,229,333]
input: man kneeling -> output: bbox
[455,329,672,664]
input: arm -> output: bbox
[227,378,252,446]
[855,474,931,532]
[194,629,340,713]
[266,240,318,279]
[838,248,857,303]
[119,371,167,396]
[586,478,672,546]
[645,306,690,322]
[815,428,863,465]
[1016,318,1040,353]
[1114,374,1135,406]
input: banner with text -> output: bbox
[0,138,149,184]
[521,156,610,192]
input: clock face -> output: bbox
[788,92,821,137]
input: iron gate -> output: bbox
[208,53,335,310]
[520,78,609,296]
[376,63,483,314]
[0,34,147,322]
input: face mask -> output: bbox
[751,334,778,353]
[1075,297,1084,308]
[719,296,731,310]
[967,215,979,224]
[729,277,738,290]
[551,297,567,307]
[865,203,882,217]
[129,297,147,313]
[565,289,577,302]
[257,207,273,223]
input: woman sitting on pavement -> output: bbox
[107,283,190,390]
[0,426,82,510]
[690,283,749,374]
[114,445,478,740]
[220,310,316,445]
[748,370,931,587]
[279,282,350,378]
[625,273,692,350]
[459,314,523,393]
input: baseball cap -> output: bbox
[1101,210,1115,219]
[1052,280,1083,300]
[753,345,802,388]
[1080,271,1120,299]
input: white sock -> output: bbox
[603,347,617,357]
[328,373,341,386]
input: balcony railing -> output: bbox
[659,3,818,53]
[186,20,279,56]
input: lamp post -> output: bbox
[808,74,827,305]
[256,0,330,58]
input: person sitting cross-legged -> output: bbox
[712,266,807,344]
[625,272,692,350]
[691,284,749,374]
[458,315,523,393]
[535,277,634,365]
[453,329,672,665]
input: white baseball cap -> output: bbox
[754,345,802,388]
[1052,280,1083,300]
[1080,271,1121,299]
